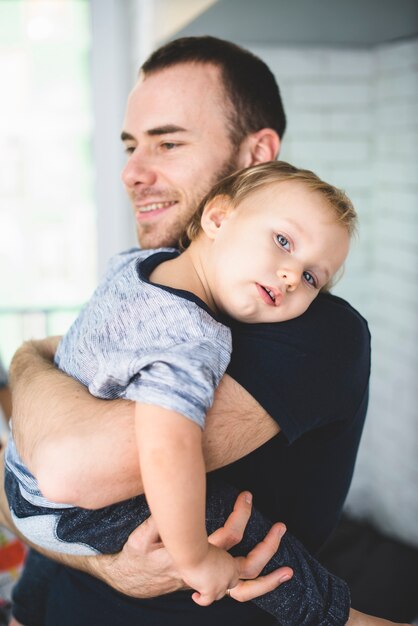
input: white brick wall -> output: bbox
[251,43,373,309]
[250,40,418,546]
[355,39,418,547]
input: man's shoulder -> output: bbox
[227,292,370,438]
[308,292,368,327]
[303,292,370,347]
[106,246,176,275]
[229,292,370,357]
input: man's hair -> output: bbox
[141,36,286,149]
[181,161,357,290]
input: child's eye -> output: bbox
[275,234,290,250]
[303,271,318,288]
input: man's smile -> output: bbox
[135,200,178,221]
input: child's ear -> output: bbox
[200,195,232,239]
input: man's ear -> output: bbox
[200,196,232,240]
[237,129,281,168]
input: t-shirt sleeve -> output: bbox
[123,336,231,429]
[102,248,143,282]
[227,293,371,444]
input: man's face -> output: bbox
[121,63,240,249]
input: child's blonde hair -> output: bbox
[182,160,356,242]
[180,160,357,290]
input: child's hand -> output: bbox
[182,544,239,606]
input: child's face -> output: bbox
[204,180,350,323]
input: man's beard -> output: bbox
[137,153,240,250]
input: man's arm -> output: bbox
[8,341,411,625]
[348,610,410,626]
[10,338,278,508]
[0,468,409,626]
[0,454,292,600]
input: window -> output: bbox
[0,0,96,364]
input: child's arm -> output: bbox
[135,402,239,604]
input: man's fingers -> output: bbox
[209,491,252,550]
[237,522,287,579]
[191,591,220,606]
[229,567,293,603]
[126,516,161,551]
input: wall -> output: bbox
[250,39,418,546]
[347,38,418,547]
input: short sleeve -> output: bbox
[227,293,371,443]
[123,337,230,429]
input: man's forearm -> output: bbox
[37,378,277,508]
[0,450,103,578]
[10,337,64,463]
[10,339,140,507]
[348,608,410,626]
[11,338,278,508]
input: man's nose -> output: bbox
[276,265,301,292]
[121,150,157,188]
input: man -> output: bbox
[4,37,378,625]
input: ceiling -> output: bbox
[174,0,418,47]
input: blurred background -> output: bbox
[0,0,417,620]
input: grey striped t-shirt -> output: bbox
[56,247,232,429]
[4,247,232,551]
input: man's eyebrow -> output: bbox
[147,124,187,136]
[120,125,187,142]
[120,131,135,142]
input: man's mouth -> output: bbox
[135,200,178,221]
[138,201,177,213]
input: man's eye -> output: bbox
[161,142,178,150]
[124,146,135,155]
[275,234,290,250]
[303,271,317,288]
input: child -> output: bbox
[5,161,356,616]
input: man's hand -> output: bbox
[348,609,412,626]
[209,493,292,602]
[92,491,292,599]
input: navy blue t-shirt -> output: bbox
[221,291,370,553]
[19,292,370,626]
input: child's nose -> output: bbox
[277,266,301,292]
